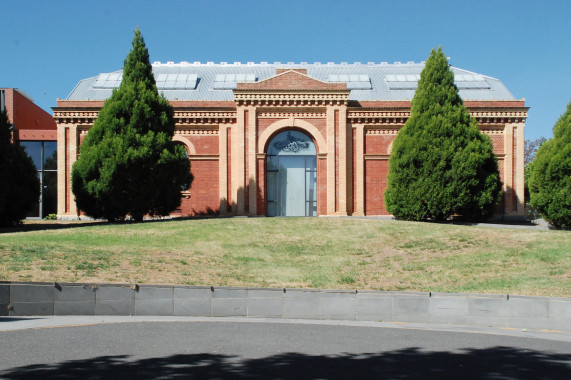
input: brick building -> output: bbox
[1,88,58,218]
[54,62,527,219]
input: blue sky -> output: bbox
[1,0,569,141]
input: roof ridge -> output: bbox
[149,61,426,67]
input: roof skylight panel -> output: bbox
[93,73,123,88]
[327,74,372,89]
[156,72,199,90]
[213,73,257,90]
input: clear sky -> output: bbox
[1,0,569,141]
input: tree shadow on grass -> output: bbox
[0,220,109,234]
[1,346,569,379]
[0,217,200,234]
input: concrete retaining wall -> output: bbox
[1,282,569,332]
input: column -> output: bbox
[247,106,257,216]
[503,124,514,213]
[56,124,67,217]
[326,106,336,214]
[231,107,246,215]
[68,125,78,217]
[354,124,365,216]
[218,124,228,215]
[515,122,525,215]
[338,106,348,215]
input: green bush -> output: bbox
[0,109,40,227]
[385,47,502,221]
[44,213,57,221]
[529,101,571,228]
[72,28,193,222]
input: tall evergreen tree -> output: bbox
[0,108,40,227]
[385,47,502,221]
[72,28,192,221]
[529,101,571,228]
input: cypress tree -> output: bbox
[529,101,571,228]
[0,108,40,227]
[72,28,192,221]
[385,47,502,221]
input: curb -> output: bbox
[1,281,570,332]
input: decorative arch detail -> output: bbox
[258,118,327,155]
[173,135,197,155]
[387,140,394,155]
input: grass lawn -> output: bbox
[0,217,569,297]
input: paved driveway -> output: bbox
[1,317,569,378]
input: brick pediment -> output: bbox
[236,70,347,91]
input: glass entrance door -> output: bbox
[266,131,317,216]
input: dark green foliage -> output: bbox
[385,47,502,221]
[0,109,40,227]
[529,101,571,228]
[72,28,192,222]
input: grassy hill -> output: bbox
[0,217,569,297]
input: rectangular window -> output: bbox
[20,141,58,218]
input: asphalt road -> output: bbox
[1,317,570,379]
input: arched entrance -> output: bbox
[266,130,317,216]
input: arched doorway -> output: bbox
[266,130,317,216]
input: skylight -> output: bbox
[155,73,198,90]
[213,73,257,89]
[92,72,123,88]
[92,72,199,89]
[328,74,372,90]
[385,73,490,90]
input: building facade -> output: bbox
[1,88,58,218]
[54,62,527,219]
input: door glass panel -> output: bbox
[266,131,317,217]
[42,171,57,216]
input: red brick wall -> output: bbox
[365,134,394,154]
[365,160,389,215]
[181,159,219,215]
[186,135,219,155]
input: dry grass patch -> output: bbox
[0,218,569,297]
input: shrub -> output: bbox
[529,101,571,228]
[0,108,40,227]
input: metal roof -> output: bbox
[65,61,516,102]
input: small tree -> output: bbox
[529,101,571,228]
[385,47,502,221]
[0,108,40,227]
[524,137,546,220]
[524,137,546,166]
[72,28,192,221]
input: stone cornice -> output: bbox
[257,110,326,119]
[175,126,219,135]
[174,111,236,125]
[233,91,350,107]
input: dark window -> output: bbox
[20,141,57,218]
[0,89,5,111]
